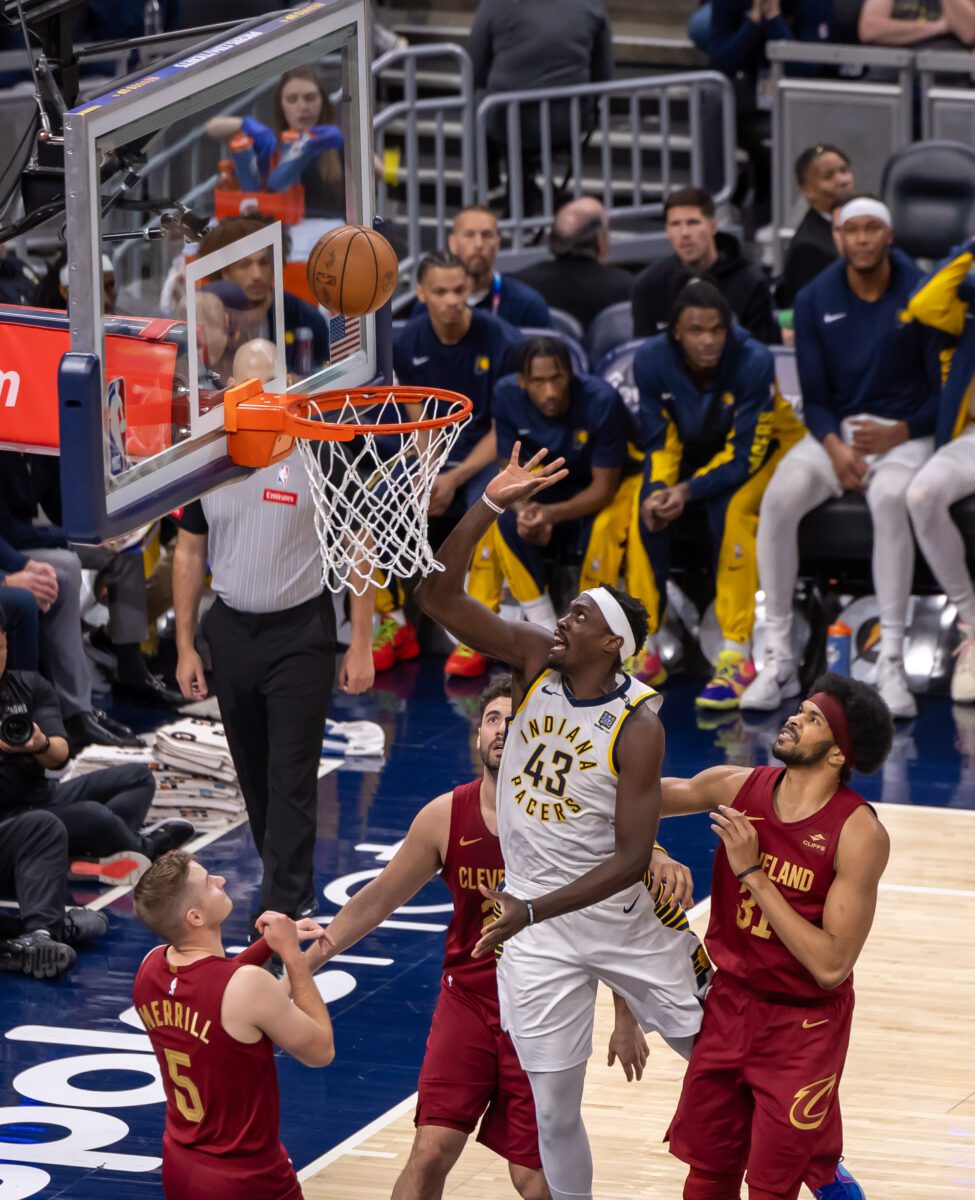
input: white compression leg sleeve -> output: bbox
[866,461,918,659]
[907,437,975,629]
[526,1063,592,1200]
[756,457,835,660]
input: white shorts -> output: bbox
[496,881,706,1073]
[785,425,934,499]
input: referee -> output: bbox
[173,391,374,926]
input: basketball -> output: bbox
[306,225,399,317]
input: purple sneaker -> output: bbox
[814,1162,866,1200]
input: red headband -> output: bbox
[808,691,854,768]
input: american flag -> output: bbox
[328,313,362,363]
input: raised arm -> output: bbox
[414,444,567,677]
[473,707,665,956]
[661,764,751,817]
[712,803,890,989]
[320,795,448,957]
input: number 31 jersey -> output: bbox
[498,668,661,898]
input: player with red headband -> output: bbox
[660,672,894,1200]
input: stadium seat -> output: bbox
[519,327,590,375]
[549,307,585,342]
[586,301,634,368]
[882,140,975,261]
[594,338,642,416]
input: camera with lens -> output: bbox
[0,711,34,747]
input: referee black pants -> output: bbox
[203,593,336,917]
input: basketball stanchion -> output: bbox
[223,381,472,595]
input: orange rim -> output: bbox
[265,385,471,438]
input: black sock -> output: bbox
[115,643,148,682]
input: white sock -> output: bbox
[722,639,750,657]
[521,593,557,630]
[388,608,406,626]
[880,630,904,662]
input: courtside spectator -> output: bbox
[777,144,854,308]
[743,196,941,720]
[632,188,779,344]
[470,0,612,215]
[859,0,975,46]
[453,336,639,677]
[629,280,801,707]
[0,606,109,979]
[414,206,550,327]
[517,197,634,331]
[196,217,330,371]
[907,238,975,703]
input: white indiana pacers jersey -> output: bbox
[498,668,662,898]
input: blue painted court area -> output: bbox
[0,662,972,1198]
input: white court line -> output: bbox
[880,883,975,898]
[296,1095,418,1180]
[346,1149,398,1159]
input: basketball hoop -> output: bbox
[224,380,472,595]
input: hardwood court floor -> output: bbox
[302,803,975,1198]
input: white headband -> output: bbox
[582,587,636,660]
[60,254,114,288]
[838,198,891,229]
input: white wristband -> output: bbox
[481,492,503,515]
[525,900,535,926]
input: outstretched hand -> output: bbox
[484,443,568,512]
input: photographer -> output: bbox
[0,607,105,978]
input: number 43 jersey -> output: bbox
[499,668,662,898]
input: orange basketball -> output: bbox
[306,225,399,317]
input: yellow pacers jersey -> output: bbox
[499,669,661,897]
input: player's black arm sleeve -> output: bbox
[530,710,663,924]
[415,495,551,676]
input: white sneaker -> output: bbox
[951,626,975,704]
[740,650,801,712]
[876,655,917,720]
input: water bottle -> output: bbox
[295,326,314,375]
[228,134,261,192]
[825,621,852,675]
[278,129,310,165]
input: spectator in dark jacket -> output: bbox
[632,187,779,344]
[469,0,612,214]
[517,197,634,331]
[777,144,854,308]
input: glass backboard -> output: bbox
[59,0,386,541]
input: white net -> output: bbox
[296,389,471,595]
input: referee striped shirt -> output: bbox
[178,459,322,613]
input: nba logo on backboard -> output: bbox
[106,377,127,477]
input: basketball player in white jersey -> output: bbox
[416,445,706,1200]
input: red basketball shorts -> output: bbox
[416,976,542,1170]
[162,1135,303,1200]
[667,971,854,1194]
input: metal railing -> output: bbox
[919,49,975,141]
[474,71,737,257]
[372,43,474,282]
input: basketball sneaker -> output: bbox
[445,643,489,678]
[813,1161,866,1199]
[876,653,917,720]
[0,930,76,979]
[696,650,756,710]
[372,617,420,673]
[69,851,151,886]
[739,648,800,712]
[62,908,110,948]
[625,648,667,687]
[951,623,975,704]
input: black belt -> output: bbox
[214,591,326,631]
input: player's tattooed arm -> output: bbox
[713,804,890,989]
[416,443,568,685]
[608,992,649,1082]
[660,765,751,817]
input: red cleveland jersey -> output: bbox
[440,778,504,1002]
[133,945,287,1162]
[707,766,867,1000]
